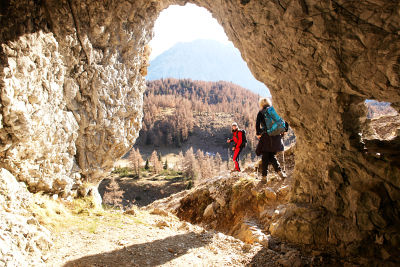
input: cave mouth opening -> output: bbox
[106,3,296,208]
[136,2,295,158]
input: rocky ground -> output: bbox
[45,207,261,267]
[45,207,333,267]
[40,153,347,267]
[34,164,320,267]
[18,146,308,267]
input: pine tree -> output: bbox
[145,158,149,170]
[138,79,260,148]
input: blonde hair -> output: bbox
[259,98,271,109]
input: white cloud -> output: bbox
[149,4,230,59]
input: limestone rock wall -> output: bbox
[43,0,151,180]
[0,2,79,195]
[183,0,400,259]
[0,168,52,266]
[0,0,152,194]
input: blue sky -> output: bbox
[149,4,229,59]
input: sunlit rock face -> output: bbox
[0,0,399,261]
[1,0,150,193]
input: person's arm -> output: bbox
[256,111,264,135]
[236,131,242,149]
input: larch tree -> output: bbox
[150,150,163,174]
[214,152,222,173]
[183,147,199,181]
[103,178,124,209]
[130,148,143,178]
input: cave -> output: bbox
[0,0,399,262]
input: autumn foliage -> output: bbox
[137,78,260,147]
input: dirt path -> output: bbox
[45,208,261,267]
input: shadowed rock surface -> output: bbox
[0,0,399,264]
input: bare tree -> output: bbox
[214,152,222,173]
[150,150,163,174]
[103,178,124,209]
[183,147,199,181]
[200,154,214,180]
[174,151,184,171]
[130,148,144,178]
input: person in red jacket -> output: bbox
[227,122,243,172]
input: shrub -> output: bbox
[112,167,132,178]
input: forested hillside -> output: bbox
[136,79,260,150]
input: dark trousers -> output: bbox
[261,152,281,176]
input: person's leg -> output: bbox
[261,152,269,177]
[270,152,287,179]
[269,152,281,172]
[237,148,242,171]
[233,148,241,171]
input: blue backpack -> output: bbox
[262,106,286,136]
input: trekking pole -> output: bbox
[282,134,286,173]
[227,146,230,170]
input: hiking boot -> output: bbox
[278,171,287,179]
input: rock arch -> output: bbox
[1,0,399,259]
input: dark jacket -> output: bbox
[255,108,284,154]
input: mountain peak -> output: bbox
[147,39,269,96]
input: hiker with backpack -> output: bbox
[256,98,288,183]
[227,122,246,172]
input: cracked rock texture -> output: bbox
[0,27,79,195]
[0,0,400,264]
[0,168,52,266]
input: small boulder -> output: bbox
[263,188,277,201]
[277,185,290,200]
[155,220,169,228]
[87,186,102,209]
[203,203,216,218]
[150,208,168,217]
[124,209,135,216]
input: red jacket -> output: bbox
[229,130,243,150]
